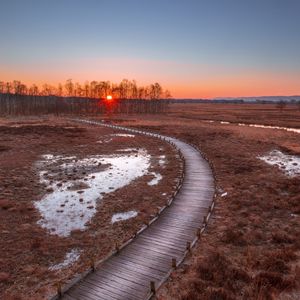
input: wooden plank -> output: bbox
[138,235,186,251]
[81,277,143,300]
[85,274,146,297]
[119,251,170,272]
[96,264,155,286]
[123,245,173,264]
[68,284,114,300]
[107,255,167,276]
[87,271,147,294]
[104,259,164,281]
[126,242,182,259]
[113,251,169,273]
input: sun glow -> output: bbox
[106,95,113,100]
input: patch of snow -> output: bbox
[247,123,300,134]
[148,172,163,186]
[111,133,135,138]
[49,249,81,271]
[213,120,300,134]
[258,150,300,177]
[158,155,166,166]
[35,149,150,236]
[117,148,138,152]
[96,133,135,144]
[111,211,138,224]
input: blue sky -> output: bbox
[1,0,300,97]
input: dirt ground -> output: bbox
[100,103,300,300]
[0,117,182,299]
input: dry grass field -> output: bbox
[0,103,299,299]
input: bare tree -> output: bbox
[65,79,74,96]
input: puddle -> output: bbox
[111,211,138,224]
[207,120,300,134]
[148,172,163,185]
[258,150,300,177]
[49,249,81,271]
[35,149,151,236]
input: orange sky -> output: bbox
[1,58,300,98]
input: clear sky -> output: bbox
[1,0,300,98]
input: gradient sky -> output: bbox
[1,0,300,98]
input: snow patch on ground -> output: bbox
[111,211,138,224]
[49,249,81,271]
[148,172,163,185]
[97,133,135,144]
[117,148,139,152]
[111,133,135,138]
[159,155,166,166]
[213,119,300,134]
[258,150,300,177]
[35,149,150,236]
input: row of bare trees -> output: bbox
[0,79,171,116]
[0,94,169,116]
[0,79,172,100]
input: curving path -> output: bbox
[60,119,215,300]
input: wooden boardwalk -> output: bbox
[61,120,215,300]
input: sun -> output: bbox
[106,95,113,100]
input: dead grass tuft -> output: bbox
[254,271,296,291]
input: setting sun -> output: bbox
[106,95,113,100]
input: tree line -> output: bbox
[0,79,172,100]
[0,79,171,116]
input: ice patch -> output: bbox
[97,133,135,144]
[96,138,112,144]
[117,148,138,152]
[247,123,300,134]
[111,133,135,138]
[159,155,166,166]
[35,149,150,236]
[49,249,81,271]
[258,150,300,177]
[148,172,163,185]
[111,211,138,224]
